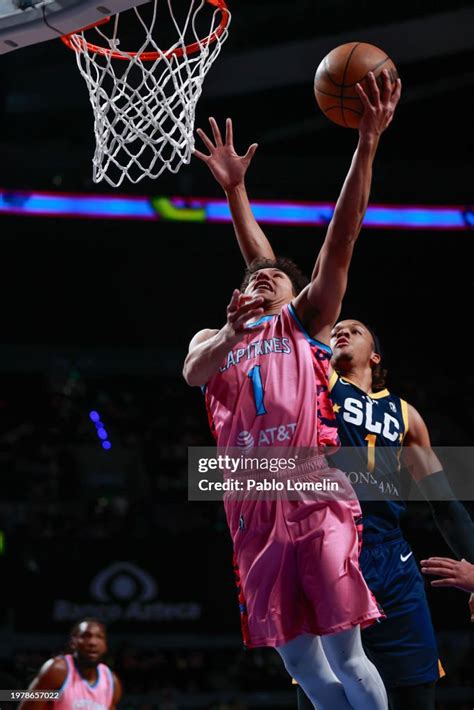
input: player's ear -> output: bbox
[370,352,381,367]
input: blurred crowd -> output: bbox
[0,369,221,539]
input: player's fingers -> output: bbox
[391,77,402,105]
[196,127,215,153]
[209,116,224,146]
[420,561,455,570]
[240,304,264,319]
[236,293,259,309]
[234,296,265,315]
[355,82,373,111]
[225,117,234,146]
[234,308,264,328]
[229,297,263,322]
[243,143,258,163]
[366,71,381,106]
[421,559,456,569]
[430,578,457,587]
[236,297,264,315]
[421,565,453,576]
[228,305,246,324]
[193,148,210,162]
[226,289,241,311]
[421,557,456,566]
[380,69,392,104]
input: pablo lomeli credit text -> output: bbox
[198,478,340,492]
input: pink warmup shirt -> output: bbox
[54,654,114,710]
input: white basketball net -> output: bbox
[65,0,231,187]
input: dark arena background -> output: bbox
[0,0,474,708]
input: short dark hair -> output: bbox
[70,618,106,639]
[364,324,387,391]
[240,257,309,296]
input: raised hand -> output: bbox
[356,69,402,138]
[421,557,474,617]
[194,117,258,192]
[222,289,265,341]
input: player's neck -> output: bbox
[75,661,99,683]
[261,296,288,316]
[339,366,373,394]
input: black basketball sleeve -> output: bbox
[417,470,474,563]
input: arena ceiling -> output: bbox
[1,0,473,200]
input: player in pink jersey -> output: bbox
[203,276,341,452]
[185,71,401,709]
[18,618,122,710]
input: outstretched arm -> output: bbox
[195,74,401,340]
[402,403,474,563]
[194,117,275,265]
[294,71,402,340]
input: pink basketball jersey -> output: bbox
[205,304,339,449]
[54,654,114,710]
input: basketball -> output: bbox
[314,42,398,129]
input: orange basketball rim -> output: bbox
[60,0,230,61]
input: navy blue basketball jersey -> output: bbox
[328,372,410,535]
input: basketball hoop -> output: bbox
[61,0,231,187]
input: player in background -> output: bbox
[193,96,474,710]
[186,72,400,709]
[18,618,122,710]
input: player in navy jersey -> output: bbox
[321,319,474,709]
[193,118,474,709]
[328,322,412,538]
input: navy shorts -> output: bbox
[360,529,442,688]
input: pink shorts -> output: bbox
[225,465,383,648]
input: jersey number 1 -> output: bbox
[365,433,376,473]
[248,366,267,416]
